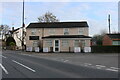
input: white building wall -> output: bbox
[13,27,26,49]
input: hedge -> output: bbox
[91,45,120,53]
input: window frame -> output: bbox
[45,40,52,47]
[112,40,120,45]
[33,41,39,47]
[62,40,69,47]
[64,28,69,35]
[31,29,36,35]
[78,28,84,35]
[74,40,79,47]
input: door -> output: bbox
[54,40,60,52]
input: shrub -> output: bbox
[91,45,120,53]
[9,42,16,50]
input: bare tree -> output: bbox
[38,12,59,22]
[0,25,10,41]
[92,30,107,45]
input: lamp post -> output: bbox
[22,0,25,51]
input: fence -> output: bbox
[91,46,120,53]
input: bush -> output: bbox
[91,45,120,53]
[9,42,16,50]
[6,37,16,46]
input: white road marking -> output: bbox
[2,56,7,58]
[95,65,105,69]
[63,60,69,62]
[96,65,106,67]
[84,63,92,67]
[84,63,92,65]
[12,60,36,72]
[0,63,8,74]
[0,55,7,58]
[21,54,33,57]
[96,67,102,69]
[106,68,118,72]
[110,67,119,70]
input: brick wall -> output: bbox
[103,35,112,45]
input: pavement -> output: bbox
[0,50,119,78]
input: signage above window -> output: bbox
[29,36,39,40]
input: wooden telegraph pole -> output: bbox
[108,14,111,34]
[22,0,25,51]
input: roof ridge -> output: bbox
[27,21,89,28]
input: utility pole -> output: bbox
[22,0,25,51]
[108,14,111,34]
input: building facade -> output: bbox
[26,21,91,52]
[12,27,26,49]
[103,33,120,45]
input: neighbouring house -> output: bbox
[103,33,120,45]
[26,21,91,53]
[11,27,26,50]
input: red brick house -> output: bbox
[103,33,120,45]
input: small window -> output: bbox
[64,28,69,35]
[45,40,52,47]
[78,28,83,35]
[112,40,120,45]
[31,29,36,35]
[80,40,85,46]
[62,40,69,47]
[33,41,38,47]
[29,36,39,40]
[74,40,79,47]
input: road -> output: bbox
[0,50,119,78]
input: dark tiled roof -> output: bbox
[42,35,91,39]
[107,34,120,39]
[27,21,89,28]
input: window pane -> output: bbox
[62,40,69,47]
[55,40,59,46]
[64,28,69,35]
[74,40,79,47]
[33,41,38,47]
[45,40,52,47]
[55,48,59,51]
[112,41,120,45]
[31,29,36,35]
[81,40,85,46]
[79,28,83,35]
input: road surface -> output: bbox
[1,50,119,78]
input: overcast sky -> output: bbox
[0,1,119,36]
